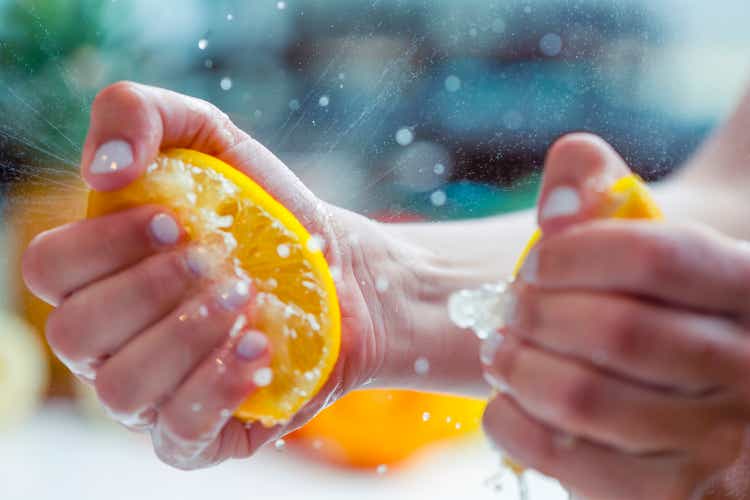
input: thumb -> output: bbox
[81,81,244,192]
[536,133,634,235]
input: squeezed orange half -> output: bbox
[88,149,341,426]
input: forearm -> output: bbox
[334,206,535,398]
[657,79,750,240]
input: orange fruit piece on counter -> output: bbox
[88,149,341,426]
[289,389,486,468]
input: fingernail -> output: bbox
[217,278,252,311]
[480,332,504,366]
[236,330,268,361]
[149,213,180,245]
[519,247,538,283]
[483,370,512,394]
[185,246,213,277]
[89,140,134,174]
[540,186,580,221]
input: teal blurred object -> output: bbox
[0,0,110,162]
[412,173,541,221]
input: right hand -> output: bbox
[22,82,390,469]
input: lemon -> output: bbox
[513,174,663,276]
[0,311,48,431]
[290,389,485,468]
[88,149,341,426]
[503,174,662,477]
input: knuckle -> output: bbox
[22,235,47,296]
[513,286,536,333]
[559,374,600,425]
[633,235,678,285]
[94,365,137,415]
[603,303,642,361]
[45,307,77,361]
[93,81,146,114]
[519,430,559,474]
[22,229,63,303]
[135,252,189,303]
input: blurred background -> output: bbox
[0,1,749,499]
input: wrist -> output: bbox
[333,210,496,397]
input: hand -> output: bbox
[22,82,390,469]
[481,134,750,499]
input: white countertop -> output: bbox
[0,403,568,500]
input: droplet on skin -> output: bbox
[253,367,273,387]
[376,464,388,475]
[312,439,323,450]
[375,276,389,292]
[229,315,248,338]
[198,305,209,318]
[329,266,342,282]
[220,408,232,418]
[274,438,286,451]
[191,402,203,412]
[414,357,430,375]
[306,234,325,252]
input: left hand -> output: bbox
[481,134,750,499]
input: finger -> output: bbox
[151,329,271,468]
[482,395,695,500]
[82,81,244,191]
[507,284,749,393]
[537,133,633,235]
[45,245,213,378]
[520,220,750,316]
[23,206,183,306]
[482,334,729,453]
[93,277,254,426]
[81,83,319,221]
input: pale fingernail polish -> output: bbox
[483,370,512,394]
[236,330,268,361]
[217,279,252,311]
[89,140,134,174]
[540,186,581,221]
[149,213,180,245]
[519,247,538,283]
